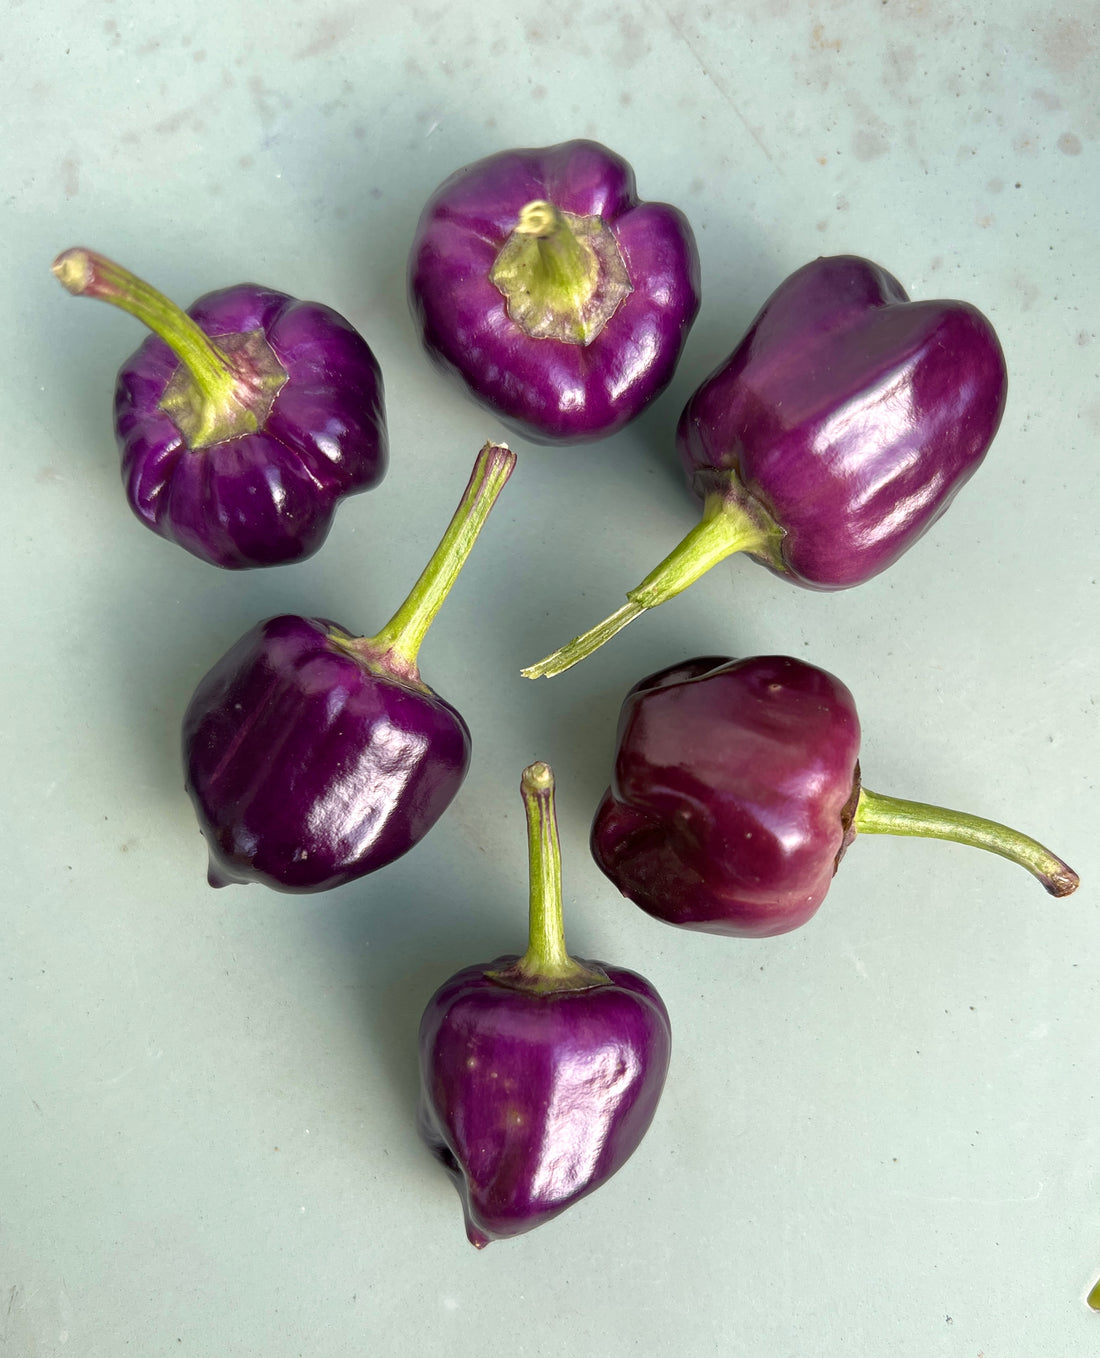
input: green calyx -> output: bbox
[334,441,517,687]
[489,200,633,346]
[489,762,608,994]
[854,787,1079,897]
[521,486,784,679]
[52,247,287,450]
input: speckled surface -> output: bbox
[2,3,1098,1354]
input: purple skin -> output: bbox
[181,441,515,892]
[183,615,470,891]
[592,656,1079,939]
[53,249,386,569]
[677,254,1008,588]
[522,255,1008,679]
[418,763,671,1247]
[408,139,700,444]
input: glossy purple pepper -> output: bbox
[182,441,515,892]
[592,656,1078,938]
[418,762,671,1247]
[524,255,1007,677]
[53,248,386,569]
[408,139,700,444]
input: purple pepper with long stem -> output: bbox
[182,441,515,892]
[408,139,700,444]
[524,254,1007,677]
[418,761,671,1247]
[52,247,386,569]
[592,655,1078,939]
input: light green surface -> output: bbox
[2,3,1098,1354]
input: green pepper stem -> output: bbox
[854,787,1079,897]
[52,248,239,408]
[489,763,606,992]
[518,761,572,975]
[363,441,516,678]
[521,493,778,679]
[514,201,596,305]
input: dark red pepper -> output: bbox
[592,656,1078,938]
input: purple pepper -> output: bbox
[592,656,1078,939]
[52,248,386,569]
[418,762,671,1247]
[408,139,700,444]
[523,255,1007,677]
[182,441,515,892]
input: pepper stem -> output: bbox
[521,493,780,679]
[854,787,1079,897]
[54,248,237,403]
[51,247,286,449]
[515,201,595,302]
[361,441,516,679]
[490,763,607,992]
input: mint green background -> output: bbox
[2,3,1097,1354]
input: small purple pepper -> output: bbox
[182,441,515,892]
[52,248,386,569]
[592,655,1078,939]
[524,254,1007,676]
[418,761,671,1247]
[408,139,700,444]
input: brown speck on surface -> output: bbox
[238,154,254,169]
[193,49,207,63]
[531,84,547,100]
[1041,17,1096,76]
[986,177,1004,193]
[620,90,633,106]
[1032,87,1063,111]
[1058,131,1083,155]
[296,9,358,60]
[615,13,649,67]
[811,22,841,52]
[61,156,79,198]
[853,127,890,160]
[976,212,993,228]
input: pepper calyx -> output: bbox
[489,200,633,346]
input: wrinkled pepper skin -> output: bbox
[677,255,1007,588]
[408,139,700,443]
[592,656,861,938]
[418,958,671,1247]
[182,615,469,892]
[117,285,386,568]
